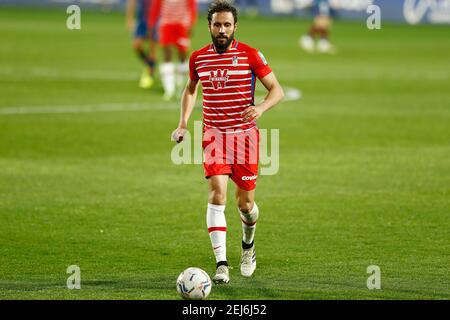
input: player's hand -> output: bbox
[171,127,188,143]
[242,105,264,122]
[126,18,135,33]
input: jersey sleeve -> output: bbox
[189,51,199,81]
[148,0,161,28]
[248,49,272,80]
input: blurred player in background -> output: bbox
[171,1,284,284]
[126,0,158,89]
[149,0,197,101]
[300,0,336,54]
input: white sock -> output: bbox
[160,62,175,97]
[176,62,189,91]
[206,203,227,263]
[239,202,259,246]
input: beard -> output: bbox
[211,31,235,52]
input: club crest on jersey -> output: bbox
[232,56,238,66]
[209,69,229,90]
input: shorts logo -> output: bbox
[242,175,258,181]
[209,69,229,90]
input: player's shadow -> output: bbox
[81,276,174,291]
[211,277,282,300]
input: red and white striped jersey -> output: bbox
[189,40,272,133]
[149,0,197,28]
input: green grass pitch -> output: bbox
[0,6,449,300]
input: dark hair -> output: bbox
[207,0,238,24]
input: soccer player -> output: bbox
[126,0,158,88]
[171,1,284,284]
[300,0,336,54]
[148,0,197,101]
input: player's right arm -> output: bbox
[188,0,198,33]
[171,78,199,143]
[125,0,136,32]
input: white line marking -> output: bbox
[0,88,301,115]
[0,102,178,115]
[255,87,301,103]
[1,66,447,82]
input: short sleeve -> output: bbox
[189,51,199,81]
[248,49,272,79]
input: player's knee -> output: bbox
[132,40,143,51]
[209,191,226,205]
[238,200,254,214]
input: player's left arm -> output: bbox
[242,72,284,122]
[189,0,197,26]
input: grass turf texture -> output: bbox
[0,6,449,300]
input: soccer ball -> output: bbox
[176,267,212,300]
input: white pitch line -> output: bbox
[0,102,179,115]
[279,72,450,81]
[284,87,302,102]
[1,66,447,82]
[255,87,301,103]
[0,87,301,116]
[0,67,138,82]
